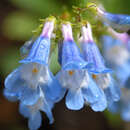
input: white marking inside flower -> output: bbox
[58,70,89,91]
[21,63,51,89]
[92,73,111,89]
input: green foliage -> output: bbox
[1,48,20,76]
[10,0,63,16]
[2,12,38,40]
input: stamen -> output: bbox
[32,68,38,73]
[92,74,97,79]
[68,70,74,76]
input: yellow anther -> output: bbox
[92,74,97,79]
[32,68,38,73]
[68,70,74,76]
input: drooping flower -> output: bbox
[19,89,54,130]
[102,34,130,86]
[80,23,120,105]
[92,73,120,105]
[97,7,130,32]
[4,17,64,129]
[80,23,111,74]
[56,22,107,111]
[101,29,130,121]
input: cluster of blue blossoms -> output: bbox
[102,29,130,121]
[4,5,130,130]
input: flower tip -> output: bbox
[46,16,56,23]
[61,21,71,26]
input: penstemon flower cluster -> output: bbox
[4,2,130,130]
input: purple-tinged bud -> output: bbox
[97,7,130,32]
[80,23,111,73]
[81,23,93,43]
[20,18,55,65]
[108,28,129,44]
[62,23,73,42]
[41,19,55,38]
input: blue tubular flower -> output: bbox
[19,89,54,130]
[102,35,130,86]
[97,7,130,32]
[4,17,65,129]
[80,23,111,74]
[19,21,53,65]
[61,23,88,70]
[57,70,106,111]
[4,18,64,105]
[56,23,106,111]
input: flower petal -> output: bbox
[82,77,101,104]
[19,103,30,118]
[66,89,84,110]
[3,89,18,102]
[20,37,50,65]
[4,67,25,97]
[104,80,121,104]
[19,86,41,105]
[90,89,107,112]
[41,98,54,124]
[81,41,111,73]
[28,111,42,130]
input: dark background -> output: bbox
[0,0,130,130]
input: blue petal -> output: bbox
[61,40,88,70]
[125,76,130,89]
[28,111,42,130]
[82,77,101,104]
[102,36,122,51]
[41,70,66,103]
[19,103,30,118]
[66,89,84,110]
[4,67,25,97]
[20,36,50,65]
[19,86,41,106]
[108,101,120,113]
[42,79,66,103]
[3,89,18,102]
[90,89,107,112]
[41,98,54,124]
[81,41,111,73]
[104,80,121,104]
[115,62,130,85]
[103,12,130,32]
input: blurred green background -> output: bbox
[0,0,130,130]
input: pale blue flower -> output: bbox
[56,23,107,111]
[4,18,64,130]
[97,7,130,32]
[80,23,111,74]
